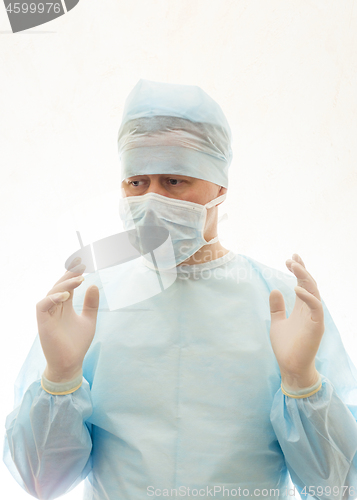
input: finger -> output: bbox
[37,291,71,314]
[293,263,321,301]
[290,262,318,290]
[47,276,85,297]
[269,289,286,322]
[81,285,99,319]
[68,256,82,270]
[292,253,305,268]
[294,286,324,323]
[52,263,86,288]
[286,255,317,285]
[286,260,319,296]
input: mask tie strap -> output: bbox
[204,193,227,209]
[204,194,228,245]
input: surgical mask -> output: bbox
[119,192,227,270]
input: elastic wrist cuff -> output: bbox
[41,371,83,395]
[281,372,322,399]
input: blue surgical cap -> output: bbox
[117,79,233,188]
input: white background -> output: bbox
[1,1,356,498]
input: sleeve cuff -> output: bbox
[281,372,322,398]
[41,370,83,395]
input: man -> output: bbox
[4,79,357,500]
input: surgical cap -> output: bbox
[117,79,233,188]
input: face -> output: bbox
[121,174,227,242]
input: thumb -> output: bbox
[269,289,286,323]
[81,285,99,321]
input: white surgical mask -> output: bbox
[119,192,226,270]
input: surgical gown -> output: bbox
[4,251,357,500]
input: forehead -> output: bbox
[124,174,196,181]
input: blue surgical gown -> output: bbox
[4,251,357,500]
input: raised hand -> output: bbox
[269,254,324,392]
[36,257,99,383]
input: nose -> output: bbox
[146,178,169,197]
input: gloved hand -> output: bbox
[269,253,324,392]
[36,257,99,383]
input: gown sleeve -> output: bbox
[1,270,105,500]
[3,333,93,500]
[245,255,357,500]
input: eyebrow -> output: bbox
[126,175,191,181]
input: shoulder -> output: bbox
[238,253,295,287]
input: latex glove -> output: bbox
[36,257,99,383]
[269,253,324,392]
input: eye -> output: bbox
[168,178,183,186]
[128,180,144,187]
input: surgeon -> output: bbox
[4,79,357,500]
